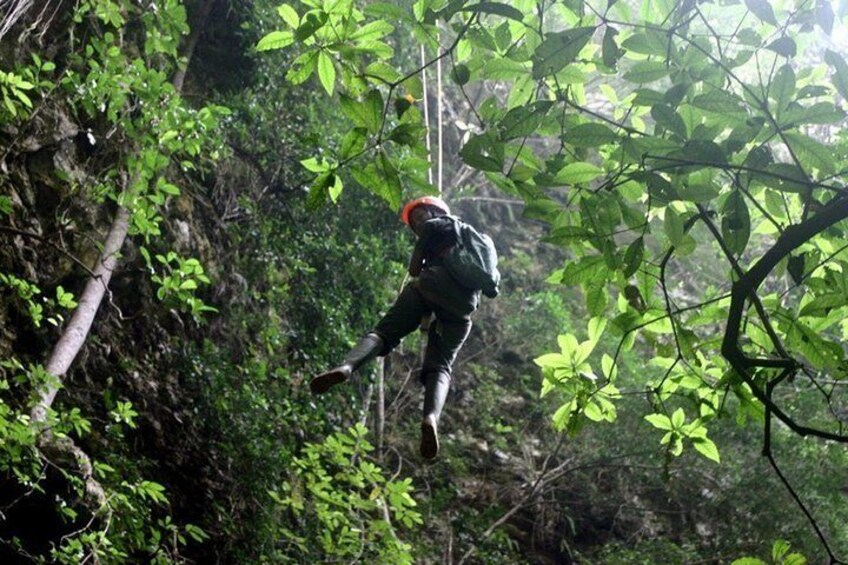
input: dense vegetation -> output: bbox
[1,0,847,562]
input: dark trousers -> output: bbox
[372,284,472,380]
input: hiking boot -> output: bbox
[420,414,439,460]
[310,333,383,395]
[420,371,450,459]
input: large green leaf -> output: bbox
[770,64,795,111]
[339,90,384,133]
[560,255,608,285]
[339,127,368,159]
[766,37,796,58]
[531,27,596,79]
[350,20,394,41]
[481,58,529,80]
[651,104,687,139]
[744,0,777,25]
[602,26,622,69]
[554,162,604,185]
[459,132,504,172]
[720,191,750,256]
[461,2,525,21]
[785,132,836,176]
[498,101,554,141]
[620,30,668,57]
[824,49,848,100]
[691,90,747,115]
[317,51,336,95]
[623,61,669,83]
[664,207,685,247]
[565,123,619,147]
[623,237,644,277]
[782,102,846,126]
[256,30,294,51]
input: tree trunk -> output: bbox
[171,0,216,94]
[31,206,130,424]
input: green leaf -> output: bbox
[306,172,332,209]
[671,407,685,428]
[277,4,300,28]
[462,2,525,22]
[295,12,327,42]
[256,30,294,51]
[691,90,747,115]
[459,132,504,172]
[785,132,835,176]
[339,127,367,160]
[553,162,603,185]
[651,104,687,139]
[620,31,667,56]
[300,157,330,172]
[664,207,685,247]
[498,100,554,141]
[766,37,796,58]
[601,26,621,69]
[534,352,569,368]
[786,102,845,126]
[340,89,383,133]
[721,191,750,256]
[825,49,848,100]
[623,61,669,83]
[583,402,604,422]
[588,316,607,344]
[350,20,394,41]
[531,27,596,79]
[560,255,607,285]
[679,140,727,166]
[388,122,424,146]
[744,0,777,25]
[378,151,403,208]
[364,2,408,19]
[771,64,795,111]
[481,58,529,80]
[317,51,336,95]
[691,436,720,463]
[773,540,791,561]
[622,237,643,277]
[678,183,719,203]
[365,61,401,84]
[565,123,619,147]
[0,195,13,215]
[328,174,343,203]
[817,0,834,34]
[286,51,318,84]
[645,413,672,430]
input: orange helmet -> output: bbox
[401,196,450,225]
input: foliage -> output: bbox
[143,250,217,319]
[269,423,420,563]
[265,0,848,556]
[732,540,807,565]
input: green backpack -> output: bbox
[444,216,500,298]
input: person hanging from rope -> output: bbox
[310,196,500,460]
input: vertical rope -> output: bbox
[420,44,433,185]
[376,358,385,460]
[436,31,444,195]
